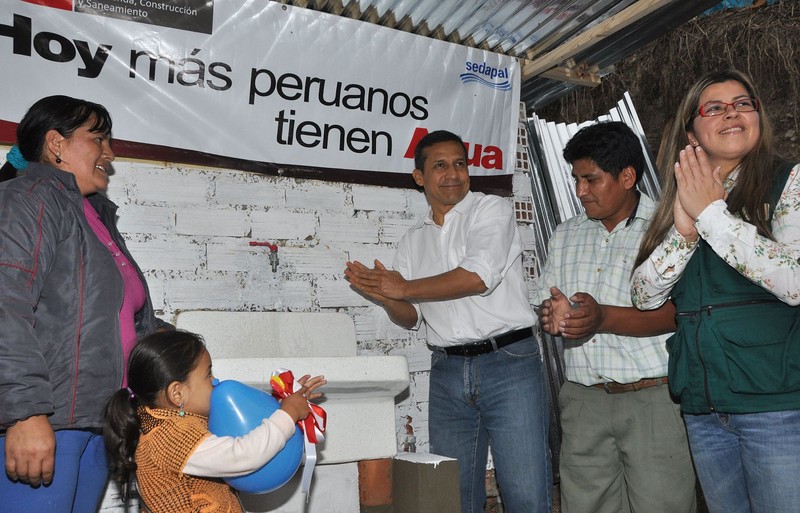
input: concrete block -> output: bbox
[393,454,460,513]
[126,238,205,271]
[104,161,140,198]
[318,278,373,308]
[401,343,432,374]
[286,183,347,211]
[166,273,243,310]
[175,208,250,237]
[319,215,380,245]
[518,223,536,252]
[207,241,264,272]
[213,176,285,207]
[513,170,534,196]
[352,185,407,212]
[251,209,317,240]
[239,462,360,513]
[115,204,173,235]
[281,246,348,275]
[144,274,166,311]
[406,190,429,215]
[132,168,211,204]
[379,216,417,244]
[274,279,314,311]
[346,246,397,269]
[174,311,357,357]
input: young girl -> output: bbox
[103,330,325,513]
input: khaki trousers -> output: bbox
[558,380,697,513]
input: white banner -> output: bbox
[1,0,520,180]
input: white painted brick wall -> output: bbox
[380,215,419,243]
[318,213,380,245]
[317,277,373,308]
[345,245,397,269]
[280,246,348,275]
[164,273,244,310]
[126,238,205,271]
[286,183,347,211]
[351,184,408,212]
[250,209,316,240]
[174,207,250,237]
[115,204,173,234]
[98,157,538,456]
[213,175,286,207]
[128,165,212,204]
[3,132,539,511]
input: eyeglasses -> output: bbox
[695,97,760,118]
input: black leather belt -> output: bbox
[435,327,532,357]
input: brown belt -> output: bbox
[592,377,668,394]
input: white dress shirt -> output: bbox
[393,191,535,347]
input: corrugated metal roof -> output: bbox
[276,0,720,112]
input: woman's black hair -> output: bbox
[0,95,113,181]
[0,162,16,182]
[102,330,206,500]
[18,95,112,162]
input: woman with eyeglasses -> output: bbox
[630,69,800,513]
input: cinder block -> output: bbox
[352,185,408,212]
[250,209,317,240]
[380,217,418,244]
[393,454,460,513]
[116,204,173,235]
[319,215,380,245]
[175,208,249,237]
[318,277,373,308]
[132,168,210,204]
[286,183,347,210]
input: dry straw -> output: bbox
[539,1,799,161]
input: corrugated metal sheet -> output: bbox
[277,0,720,111]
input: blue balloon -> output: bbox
[208,379,303,493]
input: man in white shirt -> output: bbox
[345,130,551,513]
[534,121,696,513]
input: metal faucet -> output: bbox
[249,241,279,272]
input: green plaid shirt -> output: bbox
[534,193,669,385]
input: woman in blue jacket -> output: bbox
[0,96,167,513]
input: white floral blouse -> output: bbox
[632,163,800,309]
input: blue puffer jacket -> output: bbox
[0,162,162,430]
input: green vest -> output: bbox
[668,163,800,414]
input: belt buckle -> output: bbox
[464,342,485,357]
[462,339,493,357]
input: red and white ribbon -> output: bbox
[270,369,327,497]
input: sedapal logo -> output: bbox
[460,61,512,91]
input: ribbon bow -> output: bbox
[270,368,327,498]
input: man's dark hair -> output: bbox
[562,121,645,184]
[414,130,467,171]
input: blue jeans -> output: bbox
[429,336,551,513]
[0,429,108,513]
[684,410,800,513]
